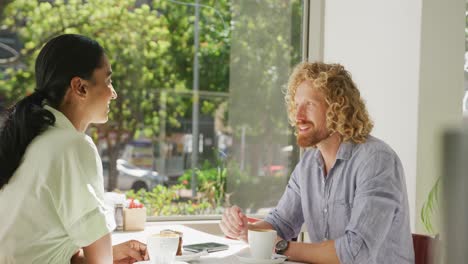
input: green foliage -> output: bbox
[1,0,297,199]
[226,161,287,212]
[175,158,286,212]
[178,160,222,187]
[225,0,302,181]
[126,184,215,216]
[421,177,441,234]
[0,0,232,189]
[0,0,232,134]
[228,0,302,138]
[2,0,167,132]
[178,160,227,208]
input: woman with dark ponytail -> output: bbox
[0,34,148,263]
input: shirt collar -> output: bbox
[312,148,324,168]
[44,105,77,131]
[336,140,354,161]
[311,139,355,166]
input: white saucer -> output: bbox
[176,250,208,261]
[235,254,287,264]
[134,250,206,263]
[134,261,188,264]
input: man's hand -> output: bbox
[219,205,248,242]
[112,240,148,264]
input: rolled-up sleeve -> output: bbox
[335,151,402,263]
[264,168,304,240]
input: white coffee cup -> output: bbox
[147,233,180,264]
[248,229,277,259]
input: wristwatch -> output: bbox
[275,239,289,255]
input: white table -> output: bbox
[112,223,304,264]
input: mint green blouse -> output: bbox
[0,106,115,263]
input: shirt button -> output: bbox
[324,208,328,213]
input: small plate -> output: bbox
[235,254,287,264]
[133,251,205,264]
[134,261,188,264]
[176,250,208,261]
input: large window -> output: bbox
[0,0,303,217]
[465,7,468,117]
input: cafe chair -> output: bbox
[412,233,439,264]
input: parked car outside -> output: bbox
[103,159,168,191]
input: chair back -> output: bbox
[413,233,438,264]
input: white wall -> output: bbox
[318,0,464,232]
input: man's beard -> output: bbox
[296,124,330,148]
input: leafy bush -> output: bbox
[126,184,216,216]
[178,160,227,208]
[129,158,288,216]
[178,160,224,188]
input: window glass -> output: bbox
[464,6,468,116]
[0,0,303,216]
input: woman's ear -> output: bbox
[70,77,87,98]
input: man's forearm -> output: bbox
[245,220,339,263]
[284,240,340,264]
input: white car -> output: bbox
[103,159,168,191]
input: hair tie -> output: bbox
[30,89,46,106]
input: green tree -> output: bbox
[0,0,231,190]
[227,0,302,188]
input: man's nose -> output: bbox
[296,104,306,120]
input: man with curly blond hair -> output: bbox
[220,62,414,264]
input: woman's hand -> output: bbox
[112,240,148,264]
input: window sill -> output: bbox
[146,215,266,236]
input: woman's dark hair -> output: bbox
[0,34,104,189]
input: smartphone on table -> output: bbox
[183,242,229,253]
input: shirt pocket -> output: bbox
[329,199,353,236]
